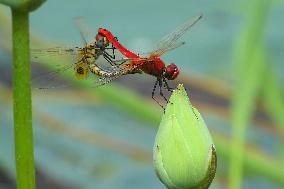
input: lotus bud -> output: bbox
[153,84,217,189]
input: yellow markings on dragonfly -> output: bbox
[74,61,89,80]
[75,44,98,80]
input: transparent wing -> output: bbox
[111,57,148,63]
[150,41,185,57]
[73,16,92,46]
[32,55,138,90]
[32,61,78,90]
[31,47,80,59]
[153,13,203,56]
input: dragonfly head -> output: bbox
[95,33,110,49]
[163,63,179,80]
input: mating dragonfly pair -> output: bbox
[32,14,203,108]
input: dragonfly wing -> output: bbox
[151,41,185,57]
[31,47,79,59]
[154,13,203,54]
[73,16,92,46]
[111,57,148,64]
[32,61,76,89]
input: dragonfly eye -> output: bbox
[165,63,179,80]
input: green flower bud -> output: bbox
[153,84,217,189]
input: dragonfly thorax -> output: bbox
[78,45,96,64]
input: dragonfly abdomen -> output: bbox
[89,64,125,78]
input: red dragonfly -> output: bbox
[31,17,129,89]
[92,14,203,107]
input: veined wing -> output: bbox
[32,60,85,90]
[31,46,80,59]
[31,46,82,89]
[32,55,138,90]
[153,13,203,56]
[73,16,92,46]
[151,41,185,57]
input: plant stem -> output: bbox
[228,0,271,188]
[12,10,35,189]
[229,46,265,189]
[262,66,284,130]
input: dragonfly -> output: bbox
[89,14,203,108]
[31,18,128,89]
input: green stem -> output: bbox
[229,46,266,189]
[12,10,35,189]
[262,66,284,130]
[228,0,271,188]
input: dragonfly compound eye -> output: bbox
[165,63,179,80]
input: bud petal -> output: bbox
[153,84,217,189]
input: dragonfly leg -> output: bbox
[162,76,173,92]
[103,49,129,66]
[108,37,119,63]
[158,79,169,104]
[103,52,117,66]
[152,79,165,110]
[115,59,128,66]
[104,48,116,60]
[103,51,126,66]
[111,43,116,59]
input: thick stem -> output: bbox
[12,10,35,189]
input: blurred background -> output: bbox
[0,0,284,188]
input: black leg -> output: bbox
[158,79,169,104]
[103,53,116,66]
[162,77,173,92]
[115,59,128,66]
[103,51,127,66]
[104,50,116,60]
[152,79,165,110]
[111,45,116,59]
